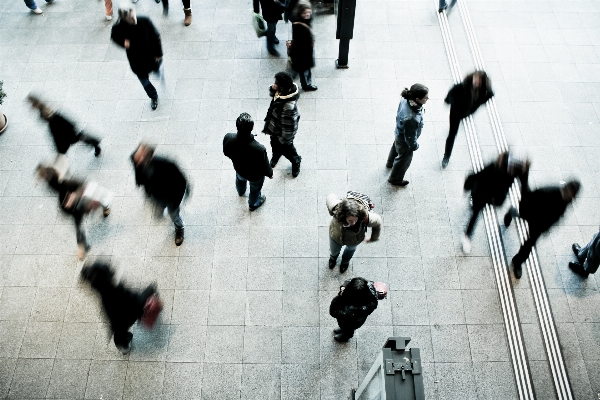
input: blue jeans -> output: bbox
[24,0,51,9]
[578,231,600,274]
[266,21,277,51]
[329,236,359,264]
[236,173,264,208]
[138,75,158,100]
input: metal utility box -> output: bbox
[335,0,356,68]
[353,337,425,400]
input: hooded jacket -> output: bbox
[326,194,382,246]
[263,84,300,144]
[132,155,187,207]
[111,16,163,76]
[395,98,423,151]
[223,131,273,181]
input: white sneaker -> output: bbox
[461,235,472,254]
[32,7,43,14]
[105,15,112,20]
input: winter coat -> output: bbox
[464,162,518,207]
[395,99,423,151]
[519,187,568,234]
[47,112,81,154]
[290,21,315,72]
[445,82,494,119]
[262,84,300,144]
[329,280,378,329]
[223,132,273,181]
[326,194,382,246]
[111,16,163,76]
[132,155,187,207]
[253,0,286,22]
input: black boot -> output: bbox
[504,208,517,227]
[340,261,349,273]
[569,262,589,278]
[292,161,301,177]
[334,334,349,342]
[333,327,343,334]
[328,257,337,269]
[270,156,280,168]
[512,257,522,279]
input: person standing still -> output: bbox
[253,0,286,56]
[386,84,429,187]
[111,4,164,110]
[329,278,379,342]
[289,1,317,91]
[223,113,274,211]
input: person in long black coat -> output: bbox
[80,262,157,354]
[253,0,286,55]
[289,1,317,91]
[442,71,494,168]
[111,4,163,110]
[329,277,378,342]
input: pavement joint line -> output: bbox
[436,2,535,399]
[456,0,574,397]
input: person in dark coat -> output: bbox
[131,143,188,245]
[111,4,163,110]
[505,179,580,279]
[262,72,302,177]
[442,71,494,168]
[461,152,528,254]
[570,228,600,278]
[223,113,273,211]
[329,277,378,342]
[28,94,102,157]
[289,1,317,91]
[80,262,157,354]
[253,0,286,56]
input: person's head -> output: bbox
[467,70,490,91]
[294,0,312,20]
[236,112,254,134]
[341,277,374,304]
[273,72,294,94]
[118,3,137,24]
[36,164,59,182]
[334,198,367,227]
[132,143,155,167]
[80,262,116,291]
[401,83,429,106]
[27,93,54,121]
[561,180,580,202]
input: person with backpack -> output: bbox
[253,0,286,56]
[263,72,302,177]
[326,192,382,273]
[289,1,317,91]
[329,277,379,342]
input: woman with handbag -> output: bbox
[288,1,317,91]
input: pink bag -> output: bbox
[373,282,388,300]
[141,294,163,329]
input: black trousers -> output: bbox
[270,137,301,165]
[512,227,543,267]
[444,107,463,159]
[113,285,157,349]
[336,318,367,340]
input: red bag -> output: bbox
[141,294,163,329]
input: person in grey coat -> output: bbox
[386,84,429,187]
[570,229,600,277]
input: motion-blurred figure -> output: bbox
[329,277,379,342]
[289,1,317,91]
[505,179,580,279]
[570,228,600,278]
[387,84,429,187]
[438,0,456,13]
[442,71,494,168]
[223,113,273,211]
[111,4,163,110]
[37,165,112,260]
[131,143,188,246]
[461,152,528,254]
[80,262,162,354]
[253,0,286,56]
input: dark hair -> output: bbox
[465,70,491,92]
[333,199,367,224]
[236,113,254,133]
[565,180,581,199]
[342,277,375,305]
[275,72,294,93]
[401,83,429,100]
[294,0,312,18]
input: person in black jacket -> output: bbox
[253,0,286,56]
[505,178,580,279]
[461,152,528,254]
[111,4,163,110]
[80,262,157,354]
[289,1,317,91]
[131,143,188,246]
[223,113,273,211]
[329,277,379,342]
[442,71,494,168]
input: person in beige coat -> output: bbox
[327,193,382,273]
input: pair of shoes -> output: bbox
[151,97,158,110]
[32,7,43,14]
[183,8,192,26]
[292,162,301,177]
[105,15,112,21]
[388,179,409,187]
[273,37,280,44]
[568,262,589,278]
[512,257,522,279]
[302,85,318,91]
[334,334,349,342]
[268,48,280,57]
[328,257,336,269]
[94,146,101,156]
[461,234,471,254]
[441,156,449,169]
[270,157,279,168]
[103,207,111,217]
[340,262,349,273]
[175,228,184,246]
[333,327,343,334]
[249,195,266,211]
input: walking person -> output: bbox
[131,143,188,246]
[263,72,302,177]
[461,152,528,254]
[80,262,162,354]
[104,0,113,20]
[253,0,286,56]
[505,179,580,279]
[134,0,193,26]
[386,84,429,187]
[442,71,494,168]
[223,113,273,211]
[570,228,600,278]
[326,192,382,273]
[111,4,164,110]
[23,0,53,14]
[329,277,379,342]
[289,1,317,91]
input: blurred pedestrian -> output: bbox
[442,71,494,168]
[253,0,286,56]
[326,192,381,273]
[37,165,112,260]
[134,0,193,25]
[386,84,429,187]
[223,113,273,211]
[23,0,53,14]
[289,1,317,91]
[570,228,600,278]
[111,4,164,110]
[263,72,302,177]
[329,277,379,342]
[131,143,188,246]
[438,0,456,13]
[461,152,528,254]
[105,0,113,20]
[80,262,161,354]
[505,179,580,279]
